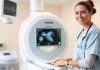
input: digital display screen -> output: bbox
[0,44,3,48]
[4,53,10,55]
[36,29,61,46]
[3,0,17,16]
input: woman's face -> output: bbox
[75,5,92,25]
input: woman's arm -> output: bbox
[79,54,96,68]
[67,54,96,68]
[53,54,96,68]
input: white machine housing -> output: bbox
[0,50,17,70]
[19,12,67,70]
[0,50,17,62]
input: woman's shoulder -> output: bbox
[89,24,100,34]
[86,24,100,38]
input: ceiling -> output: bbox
[23,0,73,5]
[44,0,84,5]
[23,0,86,5]
[44,0,72,5]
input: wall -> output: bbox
[44,4,62,18]
[0,0,29,54]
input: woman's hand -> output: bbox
[53,59,68,67]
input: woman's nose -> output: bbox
[78,13,82,18]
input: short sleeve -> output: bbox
[85,32,99,56]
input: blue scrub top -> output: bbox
[72,24,100,70]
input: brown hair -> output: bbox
[75,0,96,15]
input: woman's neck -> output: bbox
[83,22,92,32]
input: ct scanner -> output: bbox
[19,0,68,70]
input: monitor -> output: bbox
[0,0,18,19]
[4,52,10,55]
[36,28,61,46]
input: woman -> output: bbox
[53,0,100,70]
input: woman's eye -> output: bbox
[75,12,78,15]
[82,11,86,14]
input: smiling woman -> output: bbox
[53,0,100,70]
